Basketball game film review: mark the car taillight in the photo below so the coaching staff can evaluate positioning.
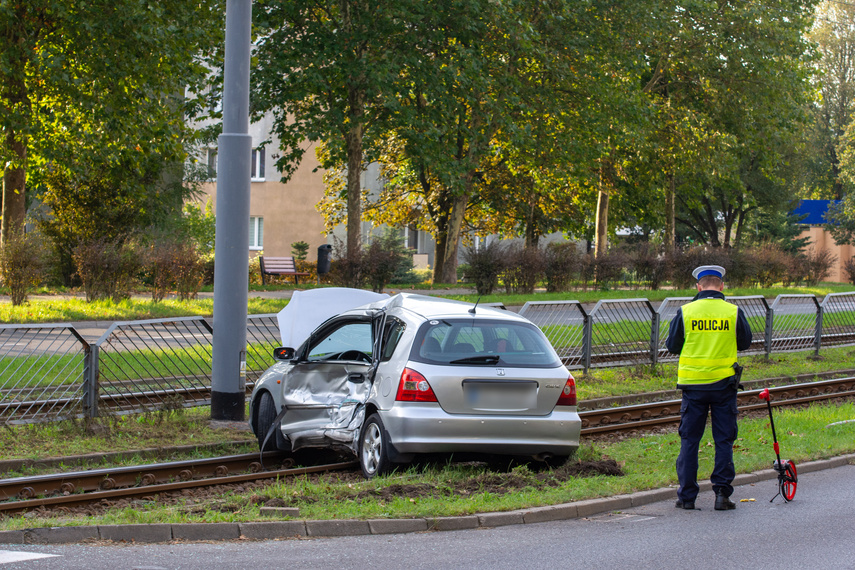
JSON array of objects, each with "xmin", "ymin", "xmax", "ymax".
[
  {"xmin": 395, "ymin": 368, "xmax": 438, "ymax": 402},
  {"xmin": 555, "ymin": 375, "xmax": 577, "ymax": 406}
]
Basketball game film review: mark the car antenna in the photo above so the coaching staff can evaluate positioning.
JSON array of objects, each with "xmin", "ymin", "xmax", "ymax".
[{"xmin": 469, "ymin": 296, "xmax": 482, "ymax": 314}]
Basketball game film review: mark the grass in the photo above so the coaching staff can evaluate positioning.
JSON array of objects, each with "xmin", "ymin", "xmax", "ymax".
[
  {"xmin": 0, "ymin": 298, "xmax": 288, "ymax": 324},
  {"xmin": 2, "ymin": 401, "xmax": 853, "ymax": 529},
  {"xmin": 0, "ymin": 407, "xmax": 252, "ymax": 465}
]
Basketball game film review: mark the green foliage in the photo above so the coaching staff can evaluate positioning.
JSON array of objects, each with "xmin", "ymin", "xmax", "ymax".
[
  {"xmin": 72, "ymin": 239, "xmax": 142, "ymax": 303},
  {"xmin": 1, "ymin": 0, "xmax": 224, "ymax": 240},
  {"xmin": 143, "ymin": 238, "xmax": 206, "ymax": 302},
  {"xmin": 0, "ymin": 228, "xmax": 46, "ymax": 305},
  {"xmin": 290, "ymin": 241, "xmax": 310, "ymax": 262},
  {"xmin": 463, "ymin": 242, "xmax": 505, "ymax": 296},
  {"xmin": 35, "ymin": 159, "xmax": 197, "ymax": 286},
  {"xmin": 180, "ymin": 201, "xmax": 216, "ymax": 256}
]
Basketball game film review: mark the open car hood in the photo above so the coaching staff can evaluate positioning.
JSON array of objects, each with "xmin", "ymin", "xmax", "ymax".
[{"xmin": 277, "ymin": 288, "xmax": 389, "ymax": 348}]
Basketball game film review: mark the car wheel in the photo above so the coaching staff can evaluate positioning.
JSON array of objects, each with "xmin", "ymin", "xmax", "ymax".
[
  {"xmin": 255, "ymin": 392, "xmax": 281, "ymax": 452},
  {"xmin": 359, "ymin": 413, "xmax": 392, "ymax": 478}
]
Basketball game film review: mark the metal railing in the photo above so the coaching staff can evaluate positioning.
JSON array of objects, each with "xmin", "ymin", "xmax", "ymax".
[{"xmin": 2, "ymin": 292, "xmax": 855, "ymax": 424}]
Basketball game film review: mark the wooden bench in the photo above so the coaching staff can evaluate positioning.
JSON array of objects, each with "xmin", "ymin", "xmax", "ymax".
[{"xmin": 259, "ymin": 256, "xmax": 311, "ymax": 285}]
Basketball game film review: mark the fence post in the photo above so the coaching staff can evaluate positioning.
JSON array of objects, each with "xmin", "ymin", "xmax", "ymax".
[
  {"xmin": 82, "ymin": 344, "xmax": 99, "ymax": 418},
  {"xmin": 650, "ymin": 306, "xmax": 660, "ymax": 368},
  {"xmin": 582, "ymin": 313, "xmax": 592, "ymax": 374},
  {"xmin": 814, "ymin": 304, "xmax": 823, "ymax": 357},
  {"xmin": 764, "ymin": 306, "xmax": 774, "ymax": 360}
]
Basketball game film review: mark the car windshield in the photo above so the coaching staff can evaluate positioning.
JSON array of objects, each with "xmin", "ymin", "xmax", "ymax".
[{"xmin": 410, "ymin": 318, "xmax": 561, "ymax": 368}]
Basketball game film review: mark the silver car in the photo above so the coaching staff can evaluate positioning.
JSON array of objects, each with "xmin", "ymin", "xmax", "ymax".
[{"xmin": 249, "ymin": 292, "xmax": 581, "ymax": 478}]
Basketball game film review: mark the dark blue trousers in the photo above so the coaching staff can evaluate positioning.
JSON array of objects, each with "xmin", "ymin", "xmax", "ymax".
[{"xmin": 676, "ymin": 385, "xmax": 738, "ymax": 502}]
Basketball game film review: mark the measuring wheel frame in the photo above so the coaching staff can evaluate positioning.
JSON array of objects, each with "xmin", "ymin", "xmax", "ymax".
[{"xmin": 758, "ymin": 388, "xmax": 798, "ymax": 503}]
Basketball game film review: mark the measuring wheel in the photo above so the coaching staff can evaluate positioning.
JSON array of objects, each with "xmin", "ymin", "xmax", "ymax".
[{"xmin": 774, "ymin": 459, "xmax": 798, "ymax": 502}]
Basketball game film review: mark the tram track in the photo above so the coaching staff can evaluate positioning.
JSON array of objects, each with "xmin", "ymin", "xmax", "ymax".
[{"xmin": 1, "ymin": 376, "xmax": 853, "ymax": 515}]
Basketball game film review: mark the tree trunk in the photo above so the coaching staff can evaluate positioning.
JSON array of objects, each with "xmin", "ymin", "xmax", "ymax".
[
  {"xmin": 664, "ymin": 171, "xmax": 675, "ymax": 253},
  {"xmin": 594, "ymin": 189, "xmax": 609, "ymax": 258},
  {"xmin": 342, "ymin": 0, "xmax": 365, "ymax": 256},
  {"xmin": 438, "ymin": 192, "xmax": 468, "ymax": 284},
  {"xmin": 1, "ymin": 130, "xmax": 27, "ymax": 246},
  {"xmin": 344, "ymin": 120, "xmax": 363, "ymax": 256}
]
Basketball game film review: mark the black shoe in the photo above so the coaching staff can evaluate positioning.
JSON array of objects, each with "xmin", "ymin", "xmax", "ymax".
[
  {"xmin": 714, "ymin": 492, "xmax": 736, "ymax": 510},
  {"xmin": 675, "ymin": 499, "xmax": 695, "ymax": 510}
]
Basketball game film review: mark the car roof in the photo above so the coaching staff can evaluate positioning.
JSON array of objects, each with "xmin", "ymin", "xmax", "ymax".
[{"xmin": 349, "ymin": 292, "xmax": 529, "ymax": 323}]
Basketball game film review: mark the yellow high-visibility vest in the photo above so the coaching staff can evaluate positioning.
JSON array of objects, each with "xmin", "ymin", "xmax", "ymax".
[{"xmin": 678, "ymin": 298, "xmax": 738, "ymax": 385}]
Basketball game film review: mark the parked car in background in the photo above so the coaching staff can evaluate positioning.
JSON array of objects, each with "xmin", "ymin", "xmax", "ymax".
[{"xmin": 250, "ymin": 292, "xmax": 581, "ymax": 478}]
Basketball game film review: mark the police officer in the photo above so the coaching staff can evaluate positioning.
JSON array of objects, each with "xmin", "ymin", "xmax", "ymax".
[{"xmin": 665, "ymin": 265, "xmax": 752, "ymax": 510}]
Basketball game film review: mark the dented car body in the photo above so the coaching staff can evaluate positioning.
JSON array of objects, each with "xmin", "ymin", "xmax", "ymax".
[{"xmin": 249, "ymin": 292, "xmax": 581, "ymax": 478}]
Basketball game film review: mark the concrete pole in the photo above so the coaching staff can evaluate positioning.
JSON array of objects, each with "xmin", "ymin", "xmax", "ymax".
[{"xmin": 211, "ymin": 0, "xmax": 252, "ymax": 421}]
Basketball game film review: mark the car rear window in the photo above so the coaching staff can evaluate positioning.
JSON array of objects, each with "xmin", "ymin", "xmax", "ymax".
[{"xmin": 410, "ymin": 318, "xmax": 561, "ymax": 368}]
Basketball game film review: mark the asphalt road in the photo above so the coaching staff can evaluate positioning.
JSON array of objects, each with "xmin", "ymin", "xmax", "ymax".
[{"xmin": 1, "ymin": 463, "xmax": 852, "ymax": 570}]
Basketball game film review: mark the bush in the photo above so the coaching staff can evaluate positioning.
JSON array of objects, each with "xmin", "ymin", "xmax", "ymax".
[
  {"xmin": 172, "ymin": 243, "xmax": 205, "ymax": 301},
  {"xmin": 291, "ymin": 241, "xmax": 310, "ymax": 261},
  {"xmin": 248, "ymin": 254, "xmax": 263, "ymax": 286},
  {"xmin": 328, "ymin": 238, "xmax": 365, "ymax": 289},
  {"xmin": 501, "ymin": 244, "xmax": 545, "ymax": 294},
  {"xmin": 751, "ymin": 244, "xmax": 790, "ymax": 288},
  {"xmin": 145, "ymin": 241, "xmax": 176, "ymax": 302},
  {"xmin": 363, "ymin": 233, "xmax": 412, "ymax": 293},
  {"xmin": 843, "ymin": 256, "xmax": 855, "ymax": 285},
  {"xmin": 73, "ymin": 239, "xmax": 141, "ymax": 302},
  {"xmin": 463, "ymin": 241, "xmax": 505, "ymax": 296},
  {"xmin": 544, "ymin": 242, "xmax": 580, "ymax": 293},
  {"xmin": 593, "ymin": 250, "xmax": 627, "ymax": 290},
  {"xmin": 0, "ymin": 230, "xmax": 46, "ymax": 305},
  {"xmin": 802, "ymin": 247, "xmax": 837, "ymax": 285},
  {"xmin": 667, "ymin": 246, "xmax": 732, "ymax": 289},
  {"xmin": 627, "ymin": 243, "xmax": 667, "ymax": 290}
]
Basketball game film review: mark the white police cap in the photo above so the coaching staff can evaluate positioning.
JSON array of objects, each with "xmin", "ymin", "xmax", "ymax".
[{"xmin": 692, "ymin": 265, "xmax": 725, "ymax": 280}]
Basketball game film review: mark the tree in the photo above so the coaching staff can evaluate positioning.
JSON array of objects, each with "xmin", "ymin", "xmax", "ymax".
[
  {"xmin": 640, "ymin": 0, "xmax": 819, "ymax": 250},
  {"xmin": 252, "ymin": 0, "xmax": 421, "ymax": 257},
  {"xmin": 353, "ymin": 0, "xmax": 649, "ymax": 282},
  {"xmin": 0, "ymin": 0, "xmax": 222, "ymax": 246},
  {"xmin": 801, "ymin": 0, "xmax": 855, "ymax": 200}
]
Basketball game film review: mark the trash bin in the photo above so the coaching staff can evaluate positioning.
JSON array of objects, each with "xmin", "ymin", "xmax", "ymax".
[{"xmin": 317, "ymin": 244, "xmax": 333, "ymax": 276}]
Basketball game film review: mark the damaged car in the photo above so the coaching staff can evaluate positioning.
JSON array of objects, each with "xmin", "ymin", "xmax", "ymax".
[{"xmin": 249, "ymin": 291, "xmax": 581, "ymax": 478}]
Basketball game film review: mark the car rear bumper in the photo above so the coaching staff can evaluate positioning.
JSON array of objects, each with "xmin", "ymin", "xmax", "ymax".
[{"xmin": 381, "ymin": 403, "xmax": 581, "ymax": 456}]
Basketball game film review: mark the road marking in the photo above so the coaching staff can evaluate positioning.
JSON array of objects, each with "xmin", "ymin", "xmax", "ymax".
[
  {"xmin": 0, "ymin": 550, "xmax": 60, "ymax": 564},
  {"xmin": 587, "ymin": 513, "xmax": 656, "ymax": 523}
]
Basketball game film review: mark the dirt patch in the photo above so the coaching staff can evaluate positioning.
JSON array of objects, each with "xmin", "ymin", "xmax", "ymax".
[{"xmin": 353, "ymin": 457, "xmax": 624, "ymax": 501}]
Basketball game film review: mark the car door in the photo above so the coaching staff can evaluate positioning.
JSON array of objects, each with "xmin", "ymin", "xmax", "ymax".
[{"xmin": 280, "ymin": 316, "xmax": 374, "ymax": 437}]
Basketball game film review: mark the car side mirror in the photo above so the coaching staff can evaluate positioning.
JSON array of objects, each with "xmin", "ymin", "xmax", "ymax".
[
  {"xmin": 273, "ymin": 346, "xmax": 295, "ymax": 361},
  {"xmin": 347, "ymin": 372, "xmax": 366, "ymax": 384}
]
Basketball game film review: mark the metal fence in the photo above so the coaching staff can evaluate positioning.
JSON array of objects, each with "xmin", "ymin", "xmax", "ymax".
[{"xmin": 2, "ymin": 291, "xmax": 855, "ymax": 424}]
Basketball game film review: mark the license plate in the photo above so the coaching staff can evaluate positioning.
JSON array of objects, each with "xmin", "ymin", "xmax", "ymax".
[{"xmin": 464, "ymin": 380, "xmax": 537, "ymax": 410}]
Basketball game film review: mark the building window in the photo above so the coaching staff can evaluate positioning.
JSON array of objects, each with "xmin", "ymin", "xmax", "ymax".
[
  {"xmin": 207, "ymin": 148, "xmax": 264, "ymax": 181},
  {"xmin": 251, "ymin": 148, "xmax": 265, "ymax": 181},
  {"xmin": 249, "ymin": 216, "xmax": 264, "ymax": 250},
  {"xmin": 207, "ymin": 148, "xmax": 217, "ymax": 179}
]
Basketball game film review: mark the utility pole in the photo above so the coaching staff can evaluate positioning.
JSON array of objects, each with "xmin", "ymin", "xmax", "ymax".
[{"xmin": 211, "ymin": 0, "xmax": 252, "ymax": 421}]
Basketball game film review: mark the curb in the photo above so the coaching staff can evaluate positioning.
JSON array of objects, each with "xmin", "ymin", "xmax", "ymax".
[{"xmin": 1, "ymin": 453, "xmax": 851, "ymax": 546}]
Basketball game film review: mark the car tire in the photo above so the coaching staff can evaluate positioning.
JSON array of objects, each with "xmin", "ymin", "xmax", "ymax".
[
  {"xmin": 359, "ymin": 413, "xmax": 392, "ymax": 478},
  {"xmin": 255, "ymin": 391, "xmax": 283, "ymax": 452}
]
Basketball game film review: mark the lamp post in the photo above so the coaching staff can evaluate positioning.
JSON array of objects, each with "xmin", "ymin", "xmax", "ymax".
[{"xmin": 211, "ymin": 0, "xmax": 252, "ymax": 421}]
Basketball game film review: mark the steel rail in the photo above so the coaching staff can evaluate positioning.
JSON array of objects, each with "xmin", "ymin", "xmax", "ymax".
[
  {"xmin": 0, "ymin": 452, "xmax": 286, "ymax": 501},
  {"xmin": 0, "ymin": 460, "xmax": 357, "ymax": 515},
  {"xmin": 580, "ymin": 376, "xmax": 855, "ymax": 435}
]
